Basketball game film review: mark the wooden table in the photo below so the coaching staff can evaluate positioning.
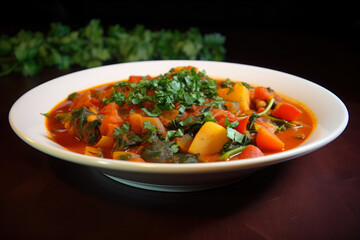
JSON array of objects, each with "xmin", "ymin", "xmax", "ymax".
[{"xmin": 1, "ymin": 24, "xmax": 359, "ymax": 239}]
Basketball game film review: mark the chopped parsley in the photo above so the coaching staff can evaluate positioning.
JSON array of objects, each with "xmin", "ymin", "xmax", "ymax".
[
  {"xmin": 108, "ymin": 67, "xmax": 220, "ymax": 117},
  {"xmin": 113, "ymin": 122, "xmax": 130, "ymax": 136}
]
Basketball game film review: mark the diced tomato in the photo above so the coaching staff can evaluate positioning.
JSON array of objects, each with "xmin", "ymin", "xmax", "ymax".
[
  {"xmin": 211, "ymin": 108, "xmax": 249, "ymax": 134},
  {"xmin": 128, "ymin": 75, "xmax": 142, "ymax": 83},
  {"xmin": 253, "ymin": 87, "xmax": 273, "ymax": 101},
  {"xmin": 100, "ymin": 109, "xmax": 124, "ymax": 137},
  {"xmin": 235, "ymin": 145, "xmax": 264, "ymax": 160},
  {"xmin": 211, "ymin": 109, "xmax": 236, "ymax": 124},
  {"xmin": 211, "ymin": 108, "xmax": 241, "ymax": 128},
  {"xmin": 234, "ymin": 116, "xmax": 249, "ymax": 134}
]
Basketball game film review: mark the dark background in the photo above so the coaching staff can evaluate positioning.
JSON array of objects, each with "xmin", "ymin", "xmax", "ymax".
[
  {"xmin": 1, "ymin": 2, "xmax": 359, "ymax": 240},
  {"xmin": 1, "ymin": 1, "xmax": 359, "ymax": 100},
  {"xmin": 1, "ymin": 1, "xmax": 358, "ymax": 33}
]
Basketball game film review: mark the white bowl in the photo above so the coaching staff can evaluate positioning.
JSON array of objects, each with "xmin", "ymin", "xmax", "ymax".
[{"xmin": 9, "ymin": 60, "xmax": 348, "ymax": 192}]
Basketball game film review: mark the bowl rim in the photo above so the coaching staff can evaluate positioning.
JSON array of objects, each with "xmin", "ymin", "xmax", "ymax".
[{"xmin": 8, "ymin": 60, "xmax": 349, "ymax": 174}]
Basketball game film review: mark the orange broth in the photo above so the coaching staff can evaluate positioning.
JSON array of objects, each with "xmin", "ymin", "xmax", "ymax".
[{"xmin": 45, "ymin": 72, "xmax": 316, "ymax": 163}]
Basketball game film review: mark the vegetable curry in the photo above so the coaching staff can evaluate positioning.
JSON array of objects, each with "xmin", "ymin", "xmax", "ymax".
[{"xmin": 45, "ymin": 66, "xmax": 316, "ymax": 163}]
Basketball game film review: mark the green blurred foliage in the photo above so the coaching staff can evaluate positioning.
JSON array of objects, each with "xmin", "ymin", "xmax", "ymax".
[{"xmin": 0, "ymin": 19, "xmax": 226, "ymax": 77}]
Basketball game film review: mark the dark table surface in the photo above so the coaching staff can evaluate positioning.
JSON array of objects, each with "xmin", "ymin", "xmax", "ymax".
[{"xmin": 1, "ymin": 6, "xmax": 360, "ymax": 240}]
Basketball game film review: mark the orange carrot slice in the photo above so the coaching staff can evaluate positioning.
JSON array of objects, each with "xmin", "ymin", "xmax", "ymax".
[
  {"xmin": 128, "ymin": 113, "xmax": 143, "ymax": 134},
  {"xmin": 256, "ymin": 127, "xmax": 285, "ymax": 151},
  {"xmin": 100, "ymin": 109, "xmax": 123, "ymax": 137}
]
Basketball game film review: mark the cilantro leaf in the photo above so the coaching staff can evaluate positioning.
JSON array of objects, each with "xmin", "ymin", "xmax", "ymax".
[
  {"xmin": 143, "ymin": 120, "xmax": 153, "ymax": 130},
  {"xmin": 40, "ymin": 112, "xmax": 50, "ymax": 117},
  {"xmin": 224, "ymin": 117, "xmax": 239, "ymax": 128},
  {"xmin": 113, "ymin": 122, "xmax": 130, "ymax": 136},
  {"xmin": 226, "ymin": 127, "xmax": 244, "ymax": 143},
  {"xmin": 141, "ymin": 106, "xmax": 163, "ymax": 117},
  {"xmin": 165, "ymin": 129, "xmax": 184, "ymax": 141},
  {"xmin": 141, "ymin": 135, "xmax": 197, "ymax": 163},
  {"xmin": 67, "ymin": 92, "xmax": 78, "ymax": 101},
  {"xmin": 70, "ymin": 106, "xmax": 101, "ymax": 144},
  {"xmin": 112, "ymin": 92, "xmax": 125, "ymax": 105}
]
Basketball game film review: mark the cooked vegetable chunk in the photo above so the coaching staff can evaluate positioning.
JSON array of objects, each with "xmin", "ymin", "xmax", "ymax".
[
  {"xmin": 188, "ymin": 121, "xmax": 229, "ymax": 155},
  {"xmin": 272, "ymin": 102, "xmax": 302, "ymax": 121},
  {"xmin": 142, "ymin": 117, "xmax": 166, "ymax": 134},
  {"xmin": 100, "ymin": 109, "xmax": 124, "ymax": 137},
  {"xmin": 253, "ymin": 86, "xmax": 273, "ymax": 101},
  {"xmin": 217, "ymin": 83, "xmax": 250, "ymax": 112},
  {"xmin": 256, "ymin": 127, "xmax": 285, "ymax": 151},
  {"xmin": 234, "ymin": 145, "xmax": 264, "ymax": 160},
  {"xmin": 95, "ymin": 136, "xmax": 114, "ymax": 148}
]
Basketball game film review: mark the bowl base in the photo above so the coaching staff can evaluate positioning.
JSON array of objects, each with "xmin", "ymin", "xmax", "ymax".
[{"xmin": 102, "ymin": 173, "xmax": 247, "ymax": 192}]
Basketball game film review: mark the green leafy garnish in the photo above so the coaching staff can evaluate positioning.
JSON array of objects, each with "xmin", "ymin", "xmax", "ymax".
[
  {"xmin": 70, "ymin": 106, "xmax": 101, "ymax": 144},
  {"xmin": 167, "ymin": 109, "xmax": 216, "ymax": 138},
  {"xmin": 113, "ymin": 122, "xmax": 130, "ymax": 136},
  {"xmin": 220, "ymin": 78, "xmax": 234, "ymax": 94},
  {"xmin": 226, "ymin": 127, "xmax": 245, "ymax": 143},
  {"xmin": 219, "ymin": 145, "xmax": 247, "ymax": 161},
  {"xmin": 224, "ymin": 117, "xmax": 239, "ymax": 128},
  {"xmin": 241, "ymin": 82, "xmax": 253, "ymax": 89},
  {"xmin": 265, "ymin": 115, "xmax": 301, "ymax": 132},
  {"xmin": 40, "ymin": 112, "xmax": 50, "ymax": 117},
  {"xmin": 165, "ymin": 129, "xmax": 184, "ymax": 141},
  {"xmin": 67, "ymin": 92, "xmax": 78, "ymax": 101},
  {"xmin": 153, "ymin": 68, "xmax": 218, "ymax": 110},
  {"xmin": 141, "ymin": 135, "xmax": 198, "ymax": 163},
  {"xmin": 55, "ymin": 112, "xmax": 71, "ymax": 122},
  {"xmin": 141, "ymin": 107, "xmax": 163, "ymax": 117},
  {"xmin": 220, "ymin": 133, "xmax": 252, "ymax": 160},
  {"xmin": 248, "ymin": 98, "xmax": 275, "ymax": 132},
  {"xmin": 143, "ymin": 120, "xmax": 154, "ymax": 131},
  {"xmin": 108, "ymin": 67, "xmax": 221, "ymax": 120}
]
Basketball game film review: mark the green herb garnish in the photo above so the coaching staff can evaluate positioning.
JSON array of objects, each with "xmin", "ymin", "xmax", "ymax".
[
  {"xmin": 40, "ymin": 112, "xmax": 50, "ymax": 117},
  {"xmin": 113, "ymin": 122, "xmax": 130, "ymax": 136}
]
